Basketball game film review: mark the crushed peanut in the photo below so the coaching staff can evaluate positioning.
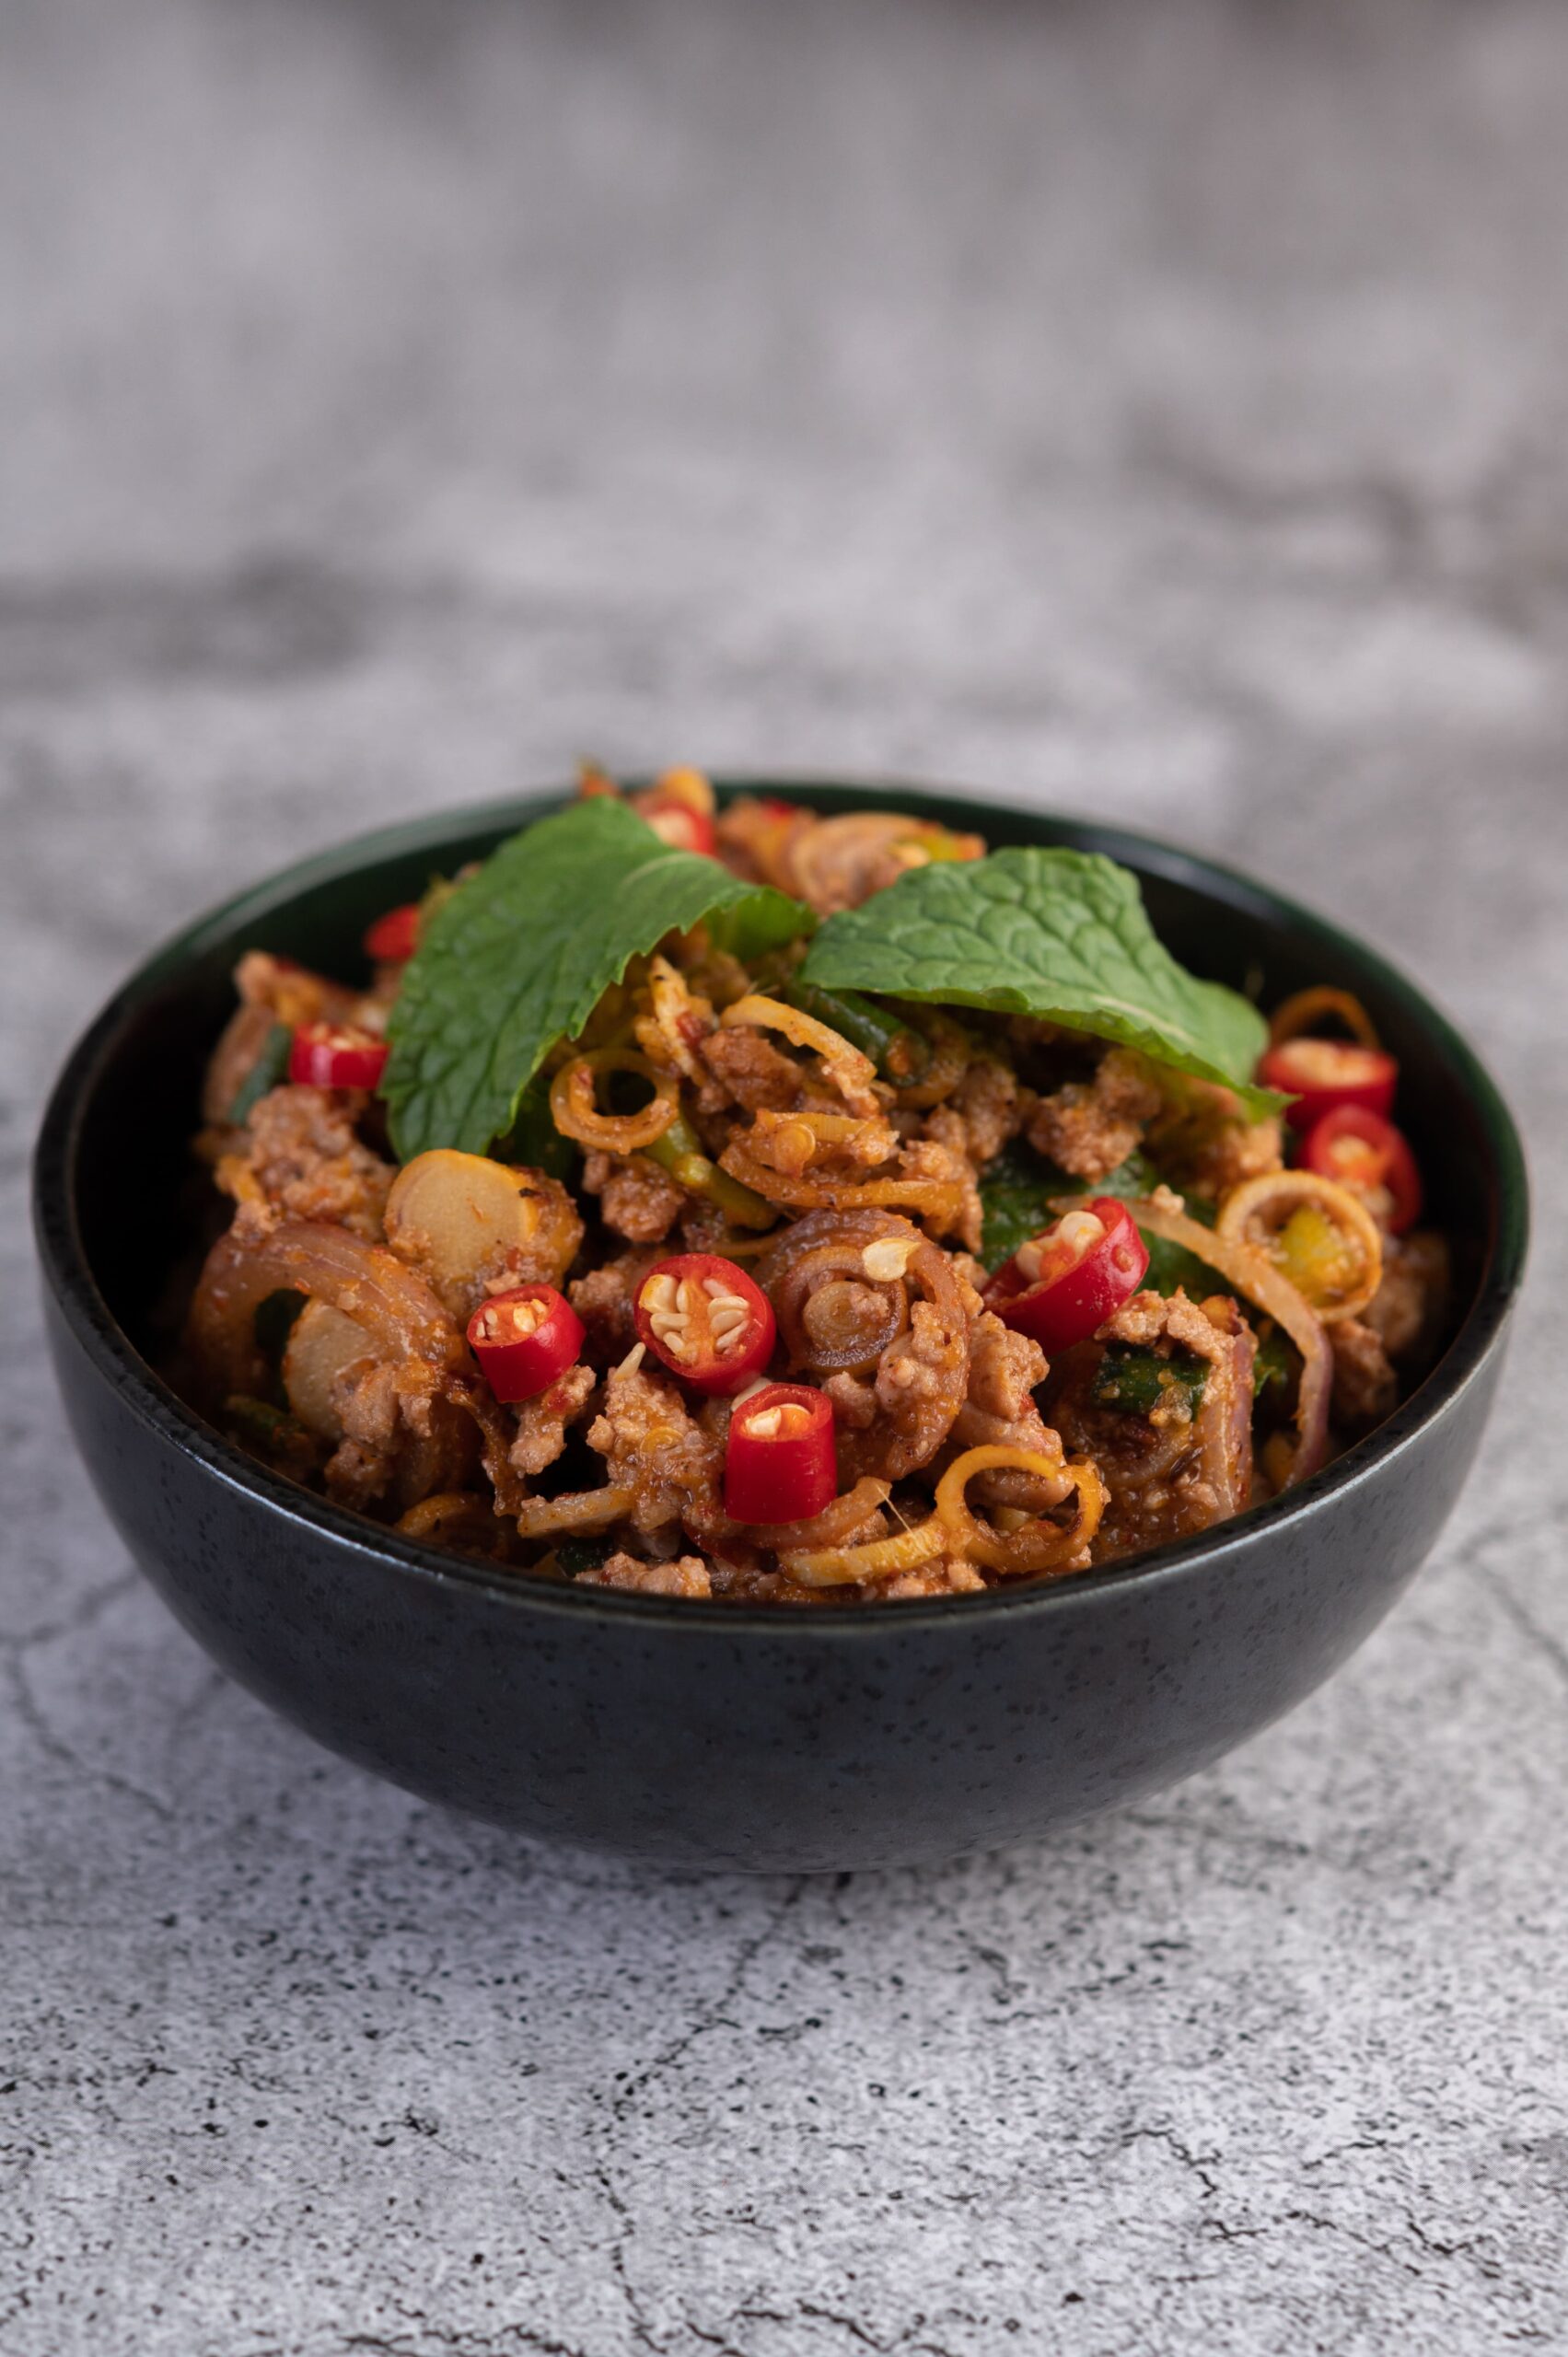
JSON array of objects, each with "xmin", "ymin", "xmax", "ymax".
[
  {"xmin": 862, "ymin": 1235, "xmax": 919, "ymax": 1283},
  {"xmin": 480, "ymin": 1295, "xmax": 545, "ymax": 1341}
]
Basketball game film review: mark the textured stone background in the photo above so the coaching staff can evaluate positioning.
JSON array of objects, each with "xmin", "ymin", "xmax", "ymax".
[{"xmin": 4, "ymin": 1, "xmax": 1566, "ymax": 2351}]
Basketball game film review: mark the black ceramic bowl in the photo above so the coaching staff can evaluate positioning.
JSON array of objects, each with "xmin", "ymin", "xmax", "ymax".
[{"xmin": 34, "ymin": 783, "xmax": 1527, "ymax": 1871}]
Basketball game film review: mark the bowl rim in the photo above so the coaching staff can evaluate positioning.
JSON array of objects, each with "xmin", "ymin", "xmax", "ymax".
[{"xmin": 34, "ymin": 775, "xmax": 1530, "ymax": 1634}]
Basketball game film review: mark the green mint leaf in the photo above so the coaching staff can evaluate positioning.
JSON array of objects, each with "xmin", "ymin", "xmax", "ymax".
[
  {"xmin": 383, "ymin": 799, "xmax": 814, "ymax": 1159},
  {"xmin": 802, "ymin": 846, "xmax": 1283, "ymax": 1120}
]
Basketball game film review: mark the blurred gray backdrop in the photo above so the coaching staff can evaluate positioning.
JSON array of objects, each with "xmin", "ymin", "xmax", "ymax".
[{"xmin": 3, "ymin": 3, "xmax": 1565, "ymax": 2352}]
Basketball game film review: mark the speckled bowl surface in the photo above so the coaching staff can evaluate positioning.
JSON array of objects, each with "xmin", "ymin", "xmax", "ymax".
[{"xmin": 33, "ymin": 783, "xmax": 1528, "ymax": 1871}]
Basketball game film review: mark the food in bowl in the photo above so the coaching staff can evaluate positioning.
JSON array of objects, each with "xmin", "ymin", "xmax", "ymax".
[{"xmin": 177, "ymin": 769, "xmax": 1451, "ymax": 1604}]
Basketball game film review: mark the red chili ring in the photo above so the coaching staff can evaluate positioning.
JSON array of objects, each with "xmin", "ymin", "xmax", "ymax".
[
  {"xmin": 725, "ymin": 1383, "xmax": 837, "ymax": 1523},
  {"xmin": 982, "ymin": 1197, "xmax": 1150, "ymax": 1353},
  {"xmin": 641, "ymin": 800, "xmax": 716, "ymax": 857},
  {"xmin": 1258, "ymin": 1036, "xmax": 1398, "ymax": 1131},
  {"xmin": 287, "ymin": 1022, "xmax": 389, "ymax": 1092},
  {"xmin": 467, "ymin": 1284, "xmax": 585, "ymax": 1405},
  {"xmin": 633, "ymin": 1252, "xmax": 776, "ymax": 1396},
  {"xmin": 1299, "ymin": 1105, "xmax": 1423, "ymax": 1235}
]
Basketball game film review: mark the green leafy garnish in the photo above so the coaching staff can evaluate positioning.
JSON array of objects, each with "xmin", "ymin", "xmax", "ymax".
[
  {"xmin": 978, "ymin": 1141, "xmax": 1074, "ymax": 1271},
  {"xmin": 781, "ymin": 980, "xmax": 929, "ymax": 1084},
  {"xmin": 383, "ymin": 799, "xmax": 815, "ymax": 1160},
  {"xmin": 227, "ymin": 1021, "xmax": 293, "ymax": 1124},
  {"xmin": 802, "ymin": 846, "xmax": 1282, "ymax": 1119},
  {"xmin": 1136, "ymin": 1230, "xmax": 1222, "ymax": 1299},
  {"xmin": 1066, "ymin": 1149, "xmax": 1163, "ymax": 1207},
  {"xmin": 556, "ymin": 1538, "xmax": 612, "ymax": 1578},
  {"xmin": 1251, "ymin": 1323, "xmax": 1295, "ymax": 1409},
  {"xmin": 1090, "ymin": 1343, "xmax": 1208, "ymax": 1417},
  {"xmin": 223, "ymin": 1394, "xmax": 317, "ymax": 1475}
]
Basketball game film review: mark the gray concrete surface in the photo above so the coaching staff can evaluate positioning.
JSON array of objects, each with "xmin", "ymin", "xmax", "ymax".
[{"xmin": 4, "ymin": 1, "xmax": 1567, "ymax": 2349}]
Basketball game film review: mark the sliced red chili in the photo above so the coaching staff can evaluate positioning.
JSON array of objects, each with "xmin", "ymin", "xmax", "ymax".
[
  {"xmin": 725, "ymin": 1382, "xmax": 836, "ymax": 1523},
  {"xmin": 633, "ymin": 770, "xmax": 718, "ymax": 858},
  {"xmin": 363, "ymin": 902, "xmax": 421, "ymax": 963},
  {"xmin": 641, "ymin": 800, "xmax": 716, "ymax": 857},
  {"xmin": 1257, "ymin": 1036, "xmax": 1398, "ymax": 1131},
  {"xmin": 1300, "ymin": 1106, "xmax": 1423, "ymax": 1235},
  {"xmin": 983, "ymin": 1197, "xmax": 1150, "ymax": 1353},
  {"xmin": 288, "ymin": 1022, "xmax": 389, "ymax": 1091},
  {"xmin": 467, "ymin": 1284, "xmax": 585, "ymax": 1404},
  {"xmin": 634, "ymin": 1252, "xmax": 777, "ymax": 1395}
]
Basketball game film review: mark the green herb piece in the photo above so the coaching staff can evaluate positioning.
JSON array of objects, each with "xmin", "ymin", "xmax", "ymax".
[
  {"xmin": 801, "ymin": 846, "xmax": 1283, "ymax": 1119},
  {"xmin": 556, "ymin": 1538, "xmax": 611, "ymax": 1578},
  {"xmin": 223, "ymin": 1393, "xmax": 317, "ymax": 1474},
  {"xmin": 1137, "ymin": 1231, "xmax": 1223, "ymax": 1298},
  {"xmin": 978, "ymin": 1141, "xmax": 1071, "ymax": 1271},
  {"xmin": 227, "ymin": 1021, "xmax": 293, "ymax": 1124},
  {"xmin": 1251, "ymin": 1323, "xmax": 1295, "ymax": 1408},
  {"xmin": 780, "ymin": 981, "xmax": 929, "ymax": 1083},
  {"xmin": 645, "ymin": 1110, "xmax": 777, "ymax": 1230},
  {"xmin": 493, "ymin": 1078, "xmax": 578, "ymax": 1181},
  {"xmin": 1090, "ymin": 1343, "xmax": 1209, "ymax": 1417},
  {"xmin": 384, "ymin": 799, "xmax": 815, "ymax": 1160},
  {"xmin": 1069, "ymin": 1150, "xmax": 1163, "ymax": 1205}
]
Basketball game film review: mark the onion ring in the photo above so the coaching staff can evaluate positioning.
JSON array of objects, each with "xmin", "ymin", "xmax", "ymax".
[
  {"xmin": 189, "ymin": 1218, "xmax": 468, "ymax": 1402},
  {"xmin": 1267, "ymin": 987, "xmax": 1381, "ymax": 1050},
  {"xmin": 718, "ymin": 993, "xmax": 882, "ymax": 1118},
  {"xmin": 779, "ymin": 1514, "xmax": 947, "ymax": 1588},
  {"xmin": 934, "ymin": 1446, "xmax": 1105, "ymax": 1576},
  {"xmin": 758, "ymin": 1208, "xmax": 916, "ymax": 1376},
  {"xmin": 549, "ymin": 1050, "xmax": 679, "ymax": 1154},
  {"xmin": 740, "ymin": 1108, "xmax": 898, "ymax": 1178},
  {"xmin": 749, "ymin": 1476, "xmax": 892, "ymax": 1552},
  {"xmin": 718, "ymin": 1139, "xmax": 967, "ymax": 1228},
  {"xmin": 1215, "ymin": 1170, "xmax": 1383, "ymax": 1324}
]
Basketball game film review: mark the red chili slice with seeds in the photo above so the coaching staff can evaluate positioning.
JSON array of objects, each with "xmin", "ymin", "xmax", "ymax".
[
  {"xmin": 633, "ymin": 1252, "xmax": 777, "ymax": 1395},
  {"xmin": 634, "ymin": 769, "xmax": 718, "ymax": 857},
  {"xmin": 1257, "ymin": 1036, "xmax": 1398, "ymax": 1131},
  {"xmin": 725, "ymin": 1382, "xmax": 837, "ymax": 1523},
  {"xmin": 982, "ymin": 1197, "xmax": 1150, "ymax": 1353},
  {"xmin": 287, "ymin": 1022, "xmax": 389, "ymax": 1091},
  {"xmin": 642, "ymin": 801, "xmax": 716, "ymax": 856},
  {"xmin": 467, "ymin": 1284, "xmax": 585, "ymax": 1404}
]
